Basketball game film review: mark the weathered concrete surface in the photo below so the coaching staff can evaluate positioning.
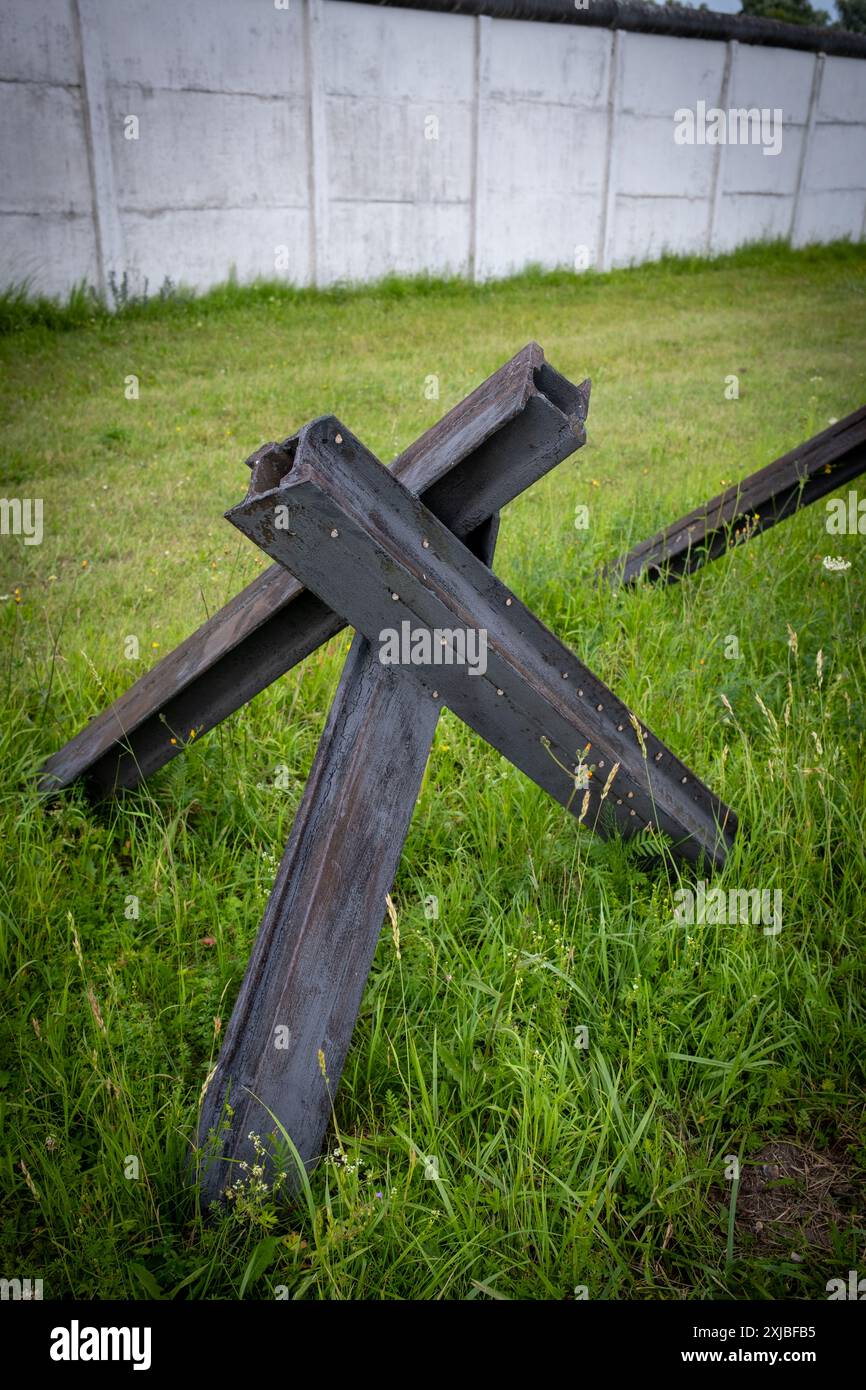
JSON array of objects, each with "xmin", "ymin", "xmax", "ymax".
[{"xmin": 0, "ymin": 0, "xmax": 863, "ymax": 297}]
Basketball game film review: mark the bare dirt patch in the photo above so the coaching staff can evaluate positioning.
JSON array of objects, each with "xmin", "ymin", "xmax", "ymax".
[{"xmin": 735, "ymin": 1140, "xmax": 859, "ymax": 1255}]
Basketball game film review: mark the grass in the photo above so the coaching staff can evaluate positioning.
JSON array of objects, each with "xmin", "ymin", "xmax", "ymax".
[{"xmin": 1, "ymin": 240, "xmax": 864, "ymax": 1301}]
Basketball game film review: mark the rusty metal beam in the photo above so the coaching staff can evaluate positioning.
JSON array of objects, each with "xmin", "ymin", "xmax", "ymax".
[
  {"xmin": 39, "ymin": 345, "xmax": 588, "ymax": 797},
  {"xmin": 603, "ymin": 405, "xmax": 866, "ymax": 588},
  {"xmin": 227, "ymin": 418, "xmax": 737, "ymax": 870}
]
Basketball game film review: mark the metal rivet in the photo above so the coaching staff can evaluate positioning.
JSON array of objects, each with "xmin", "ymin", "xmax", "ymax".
[
  {"xmin": 496, "ymin": 688, "xmax": 504, "ymax": 696},
  {"xmin": 578, "ymin": 688, "xmax": 584, "ymax": 696},
  {"xmin": 335, "ymin": 433, "xmax": 343, "ymax": 444},
  {"xmin": 617, "ymin": 724, "xmax": 624, "ymax": 731},
  {"xmin": 596, "ymin": 704, "xmax": 603, "ymax": 712},
  {"xmin": 422, "ymin": 538, "xmax": 430, "ymax": 549},
  {"xmin": 629, "ymin": 809, "xmax": 636, "ymax": 816},
  {"xmin": 330, "ymin": 528, "xmax": 339, "ymax": 538},
  {"xmin": 562, "ymin": 672, "xmax": 568, "ymax": 679},
  {"xmin": 627, "ymin": 791, "xmax": 634, "ymax": 799},
  {"xmin": 598, "ymin": 760, "xmax": 605, "ymax": 769},
  {"xmin": 616, "ymin": 798, "xmax": 622, "ymax": 805},
  {"xmin": 432, "ymin": 691, "xmax": 438, "ymax": 698},
  {"xmin": 681, "ymin": 776, "xmax": 687, "ymax": 784},
  {"xmin": 505, "ymin": 597, "xmax": 512, "ymax": 606},
  {"xmin": 655, "ymin": 752, "xmax": 663, "ymax": 762},
  {"xmin": 392, "ymin": 593, "xmax": 399, "ymax": 601}
]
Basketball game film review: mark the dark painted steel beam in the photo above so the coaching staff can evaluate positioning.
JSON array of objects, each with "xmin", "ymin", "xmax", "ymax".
[
  {"xmin": 39, "ymin": 345, "xmax": 588, "ymax": 797},
  {"xmin": 196, "ymin": 521, "xmax": 499, "ymax": 1205},
  {"xmin": 227, "ymin": 418, "xmax": 737, "ymax": 869},
  {"xmin": 603, "ymin": 405, "xmax": 866, "ymax": 588}
]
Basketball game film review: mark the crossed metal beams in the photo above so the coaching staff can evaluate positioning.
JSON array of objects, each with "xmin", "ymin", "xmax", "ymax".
[
  {"xmin": 39, "ymin": 348, "xmax": 743, "ymax": 1202},
  {"xmin": 194, "ymin": 413, "xmax": 736, "ymax": 1199},
  {"xmin": 39, "ymin": 344, "xmax": 586, "ymax": 796}
]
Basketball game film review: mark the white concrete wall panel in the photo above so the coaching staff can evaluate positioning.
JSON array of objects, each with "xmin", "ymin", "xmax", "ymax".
[
  {"xmin": 0, "ymin": 0, "xmax": 79, "ymax": 84},
  {"xmin": 322, "ymin": 3, "xmax": 475, "ymax": 280},
  {"xmin": 121, "ymin": 206, "xmax": 312, "ymax": 292},
  {"xmin": 611, "ymin": 193, "xmax": 710, "ymax": 265},
  {"xmin": 328, "ymin": 199, "xmax": 471, "ymax": 279},
  {"xmin": 327, "ymin": 96, "xmax": 472, "ymax": 204},
  {"xmin": 808, "ymin": 121, "xmax": 866, "ymax": 192},
  {"xmin": 818, "ymin": 56, "xmax": 866, "ymax": 124},
  {"xmin": 480, "ymin": 19, "xmax": 611, "ymax": 277},
  {"xmin": 0, "ymin": 79, "xmax": 98, "ymax": 294},
  {"xmin": 108, "ymin": 88, "xmax": 310, "ymax": 213},
  {"xmin": 721, "ymin": 133, "xmax": 804, "ymax": 197},
  {"xmin": 0, "ymin": 82, "xmax": 92, "ymax": 213},
  {"xmin": 486, "ymin": 17, "xmax": 610, "ymax": 107},
  {"xmin": 480, "ymin": 98, "xmax": 608, "ymax": 262},
  {"xmin": 483, "ymin": 188, "xmax": 605, "ymax": 277},
  {"xmin": 0, "ymin": 209, "xmax": 99, "ymax": 297},
  {"xmin": 620, "ymin": 33, "xmax": 728, "ymax": 117},
  {"xmin": 87, "ymin": 0, "xmax": 307, "ymax": 97},
  {"xmin": 729, "ymin": 44, "xmax": 816, "ymax": 125},
  {"xmin": 617, "ymin": 113, "xmax": 717, "ymax": 200},
  {"xmin": 795, "ymin": 189, "xmax": 866, "ymax": 243},
  {"xmin": 712, "ymin": 192, "xmax": 796, "ymax": 253},
  {"xmin": 325, "ymin": 2, "xmax": 475, "ymax": 100}
]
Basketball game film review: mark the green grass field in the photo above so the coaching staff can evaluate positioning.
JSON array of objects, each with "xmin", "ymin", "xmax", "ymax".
[{"xmin": 1, "ymin": 242, "xmax": 864, "ymax": 1300}]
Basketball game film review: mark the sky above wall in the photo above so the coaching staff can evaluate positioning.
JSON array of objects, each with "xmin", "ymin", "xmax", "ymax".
[{"xmin": 646, "ymin": 0, "xmax": 841, "ymax": 17}]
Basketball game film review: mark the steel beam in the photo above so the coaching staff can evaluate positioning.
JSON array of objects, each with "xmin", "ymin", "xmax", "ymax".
[
  {"xmin": 603, "ymin": 404, "xmax": 866, "ymax": 588},
  {"xmin": 196, "ymin": 520, "xmax": 499, "ymax": 1204},
  {"xmin": 39, "ymin": 345, "xmax": 589, "ymax": 796},
  {"xmin": 227, "ymin": 418, "xmax": 737, "ymax": 869}
]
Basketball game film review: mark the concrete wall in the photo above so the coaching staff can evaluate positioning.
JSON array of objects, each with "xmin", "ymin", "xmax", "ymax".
[{"xmin": 0, "ymin": 0, "xmax": 864, "ymax": 299}]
